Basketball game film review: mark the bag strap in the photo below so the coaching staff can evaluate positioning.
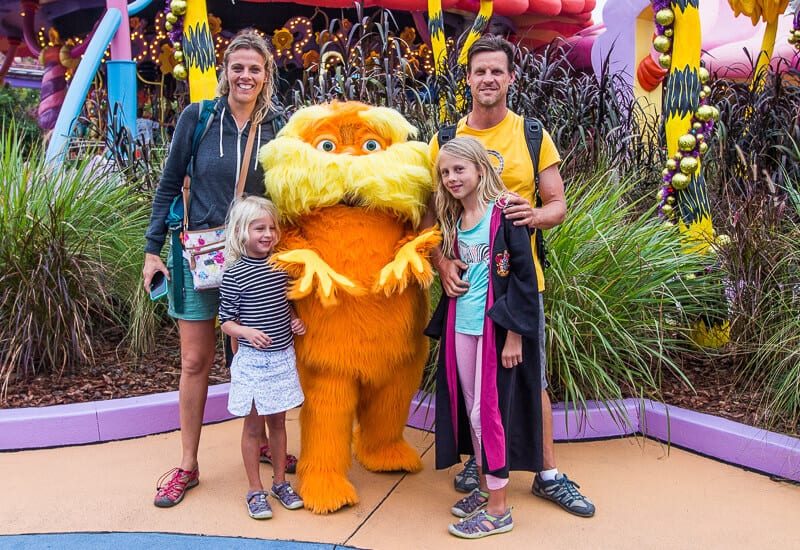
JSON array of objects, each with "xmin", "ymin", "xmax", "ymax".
[
  {"xmin": 181, "ymin": 114, "xmax": 257, "ymax": 233},
  {"xmin": 236, "ymin": 122, "xmax": 257, "ymax": 198}
]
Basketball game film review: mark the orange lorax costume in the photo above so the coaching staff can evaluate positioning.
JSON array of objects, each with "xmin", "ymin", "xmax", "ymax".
[{"xmin": 258, "ymin": 101, "xmax": 440, "ymax": 514}]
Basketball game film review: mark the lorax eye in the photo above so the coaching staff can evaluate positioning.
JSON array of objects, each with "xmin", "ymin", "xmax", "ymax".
[
  {"xmin": 362, "ymin": 139, "xmax": 382, "ymax": 152},
  {"xmin": 317, "ymin": 140, "xmax": 336, "ymax": 152}
]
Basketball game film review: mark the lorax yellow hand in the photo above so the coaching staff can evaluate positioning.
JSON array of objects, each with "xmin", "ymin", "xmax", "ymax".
[
  {"xmin": 374, "ymin": 228, "xmax": 442, "ymax": 295},
  {"xmin": 271, "ymin": 249, "xmax": 364, "ymax": 305}
]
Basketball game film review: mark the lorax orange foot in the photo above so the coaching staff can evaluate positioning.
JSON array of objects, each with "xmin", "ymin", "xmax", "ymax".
[{"xmin": 259, "ymin": 101, "xmax": 440, "ymax": 514}]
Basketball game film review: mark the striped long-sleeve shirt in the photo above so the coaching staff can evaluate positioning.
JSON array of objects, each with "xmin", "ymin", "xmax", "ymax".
[{"xmin": 218, "ymin": 256, "xmax": 293, "ymax": 352}]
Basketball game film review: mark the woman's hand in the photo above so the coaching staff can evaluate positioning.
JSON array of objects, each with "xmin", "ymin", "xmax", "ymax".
[
  {"xmin": 501, "ymin": 331, "xmax": 523, "ymax": 369},
  {"xmin": 143, "ymin": 252, "xmax": 169, "ymax": 291}
]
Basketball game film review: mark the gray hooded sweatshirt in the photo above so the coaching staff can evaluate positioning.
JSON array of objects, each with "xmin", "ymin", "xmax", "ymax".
[{"xmin": 144, "ymin": 95, "xmax": 282, "ymax": 255}]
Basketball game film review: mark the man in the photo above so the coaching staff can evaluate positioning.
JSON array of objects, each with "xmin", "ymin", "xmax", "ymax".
[
  {"xmin": 425, "ymin": 34, "xmax": 595, "ymax": 518},
  {"xmin": 136, "ymin": 107, "xmax": 159, "ymax": 146}
]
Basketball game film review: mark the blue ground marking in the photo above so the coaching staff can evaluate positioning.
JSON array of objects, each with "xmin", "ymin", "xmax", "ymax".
[{"xmin": 0, "ymin": 532, "xmax": 356, "ymax": 549}]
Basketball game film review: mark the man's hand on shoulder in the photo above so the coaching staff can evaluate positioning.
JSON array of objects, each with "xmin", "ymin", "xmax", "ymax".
[{"xmin": 502, "ymin": 192, "xmax": 536, "ymax": 227}]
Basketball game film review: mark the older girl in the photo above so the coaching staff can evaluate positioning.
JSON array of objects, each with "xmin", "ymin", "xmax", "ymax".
[{"xmin": 427, "ymin": 136, "xmax": 544, "ymax": 539}]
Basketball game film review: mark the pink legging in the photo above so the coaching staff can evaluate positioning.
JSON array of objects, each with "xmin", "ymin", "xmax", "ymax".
[{"xmin": 454, "ymin": 332, "xmax": 508, "ymax": 491}]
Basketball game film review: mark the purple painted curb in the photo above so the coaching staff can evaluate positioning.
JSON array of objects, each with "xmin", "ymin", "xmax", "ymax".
[
  {"xmin": 407, "ymin": 394, "xmax": 799, "ymax": 481},
  {"xmin": 640, "ymin": 399, "xmax": 800, "ymax": 482},
  {"xmin": 2, "ymin": 387, "xmax": 798, "ymax": 482},
  {"xmin": 0, "ymin": 384, "xmax": 233, "ymax": 451}
]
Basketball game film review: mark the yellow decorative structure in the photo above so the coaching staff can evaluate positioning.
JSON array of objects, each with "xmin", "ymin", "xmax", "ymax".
[
  {"xmin": 658, "ymin": 0, "xmax": 729, "ymax": 347},
  {"xmin": 428, "ymin": 0, "xmax": 448, "ymax": 73},
  {"xmin": 183, "ymin": 0, "xmax": 217, "ymax": 102},
  {"xmin": 457, "ymin": 0, "xmax": 495, "ymax": 66},
  {"xmin": 427, "ymin": 0, "xmax": 493, "ymax": 117},
  {"xmin": 728, "ymin": 0, "xmax": 790, "ymax": 85}
]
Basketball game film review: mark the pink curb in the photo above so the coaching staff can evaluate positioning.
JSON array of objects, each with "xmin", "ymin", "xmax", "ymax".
[{"xmin": 2, "ymin": 387, "xmax": 798, "ymax": 482}]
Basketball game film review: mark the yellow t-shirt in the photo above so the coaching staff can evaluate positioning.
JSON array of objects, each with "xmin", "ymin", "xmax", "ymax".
[{"xmin": 429, "ymin": 111, "xmax": 561, "ymax": 291}]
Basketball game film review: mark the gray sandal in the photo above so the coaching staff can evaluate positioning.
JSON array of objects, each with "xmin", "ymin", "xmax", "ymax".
[
  {"xmin": 450, "ymin": 488, "xmax": 489, "ymax": 518},
  {"xmin": 246, "ymin": 490, "xmax": 273, "ymax": 519},
  {"xmin": 449, "ymin": 508, "xmax": 513, "ymax": 539}
]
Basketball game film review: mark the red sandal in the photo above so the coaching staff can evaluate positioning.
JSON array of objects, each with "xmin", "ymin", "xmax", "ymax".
[
  {"xmin": 259, "ymin": 444, "xmax": 298, "ymax": 474},
  {"xmin": 154, "ymin": 466, "xmax": 199, "ymax": 508}
]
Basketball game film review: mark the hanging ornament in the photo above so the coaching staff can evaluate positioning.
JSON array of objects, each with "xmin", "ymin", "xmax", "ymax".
[
  {"xmin": 173, "ymin": 63, "xmax": 187, "ymax": 80},
  {"xmin": 170, "ymin": 0, "xmax": 188, "ymax": 16}
]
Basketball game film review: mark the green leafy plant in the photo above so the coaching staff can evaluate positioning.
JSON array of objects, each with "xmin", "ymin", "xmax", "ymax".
[
  {"xmin": 0, "ymin": 86, "xmax": 41, "ymax": 154},
  {"xmin": 0, "ymin": 124, "xmax": 152, "ymax": 395},
  {"xmin": 544, "ymin": 164, "xmax": 726, "ymax": 426},
  {"xmin": 712, "ymin": 160, "xmax": 800, "ymax": 434}
]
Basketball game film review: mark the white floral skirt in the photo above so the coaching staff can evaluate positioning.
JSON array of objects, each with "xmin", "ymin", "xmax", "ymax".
[{"xmin": 227, "ymin": 345, "xmax": 304, "ymax": 416}]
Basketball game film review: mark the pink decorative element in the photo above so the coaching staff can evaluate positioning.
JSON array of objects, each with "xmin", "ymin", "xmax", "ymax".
[
  {"xmin": 38, "ymin": 46, "xmax": 67, "ymax": 131},
  {"xmin": 106, "ymin": 0, "xmax": 132, "ymax": 61}
]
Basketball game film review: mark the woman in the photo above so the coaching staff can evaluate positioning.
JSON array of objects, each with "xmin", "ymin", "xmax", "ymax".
[{"xmin": 143, "ymin": 29, "xmax": 282, "ymax": 508}]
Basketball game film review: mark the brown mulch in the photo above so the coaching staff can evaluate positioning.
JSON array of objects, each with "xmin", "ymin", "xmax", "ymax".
[
  {"xmin": 658, "ymin": 355, "xmax": 778, "ymax": 431},
  {"xmin": 0, "ymin": 324, "xmax": 230, "ymax": 409},
  {"xmin": 1, "ymin": 328, "xmax": 796, "ymax": 438}
]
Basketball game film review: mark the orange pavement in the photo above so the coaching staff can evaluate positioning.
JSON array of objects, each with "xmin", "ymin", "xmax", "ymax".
[{"xmin": 1, "ymin": 408, "xmax": 799, "ymax": 549}]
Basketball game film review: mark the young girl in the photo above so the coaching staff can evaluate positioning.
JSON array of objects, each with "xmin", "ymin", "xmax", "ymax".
[
  {"xmin": 426, "ymin": 137, "xmax": 544, "ymax": 539},
  {"xmin": 218, "ymin": 196, "xmax": 306, "ymax": 519}
]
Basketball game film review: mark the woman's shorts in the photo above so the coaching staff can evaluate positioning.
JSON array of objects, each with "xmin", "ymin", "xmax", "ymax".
[
  {"xmin": 228, "ymin": 345, "xmax": 305, "ymax": 417},
  {"xmin": 166, "ymin": 245, "xmax": 220, "ymax": 321}
]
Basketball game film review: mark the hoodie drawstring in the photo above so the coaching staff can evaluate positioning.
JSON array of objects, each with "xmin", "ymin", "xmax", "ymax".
[
  {"xmin": 216, "ymin": 105, "xmax": 261, "ymax": 180},
  {"xmin": 218, "ymin": 106, "xmax": 225, "ymax": 158}
]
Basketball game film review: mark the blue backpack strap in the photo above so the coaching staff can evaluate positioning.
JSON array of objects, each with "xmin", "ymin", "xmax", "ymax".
[{"xmin": 186, "ymin": 99, "xmax": 218, "ymax": 177}]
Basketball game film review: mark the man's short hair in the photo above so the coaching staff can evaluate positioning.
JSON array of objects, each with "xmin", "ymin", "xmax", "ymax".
[{"xmin": 466, "ymin": 34, "xmax": 515, "ymax": 73}]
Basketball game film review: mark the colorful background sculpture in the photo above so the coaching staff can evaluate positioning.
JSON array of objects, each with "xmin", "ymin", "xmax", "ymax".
[
  {"xmin": 0, "ymin": 0, "xmax": 797, "ymax": 350},
  {"xmin": 1, "ymin": 0, "xmax": 797, "ymax": 139}
]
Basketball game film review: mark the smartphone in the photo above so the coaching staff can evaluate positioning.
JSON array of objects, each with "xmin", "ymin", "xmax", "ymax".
[{"xmin": 149, "ymin": 271, "xmax": 168, "ymax": 301}]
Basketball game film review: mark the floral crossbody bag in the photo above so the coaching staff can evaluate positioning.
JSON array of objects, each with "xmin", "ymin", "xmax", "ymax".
[{"xmin": 179, "ymin": 117, "xmax": 256, "ymax": 291}]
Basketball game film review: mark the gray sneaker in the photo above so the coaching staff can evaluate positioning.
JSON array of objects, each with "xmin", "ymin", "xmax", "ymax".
[
  {"xmin": 532, "ymin": 473, "xmax": 595, "ymax": 517},
  {"xmin": 451, "ymin": 488, "xmax": 489, "ymax": 518},
  {"xmin": 453, "ymin": 456, "xmax": 480, "ymax": 494},
  {"xmin": 270, "ymin": 481, "xmax": 304, "ymax": 510},
  {"xmin": 246, "ymin": 490, "xmax": 273, "ymax": 519}
]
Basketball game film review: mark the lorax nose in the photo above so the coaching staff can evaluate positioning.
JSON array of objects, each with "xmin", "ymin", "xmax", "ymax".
[{"xmin": 338, "ymin": 144, "xmax": 363, "ymax": 156}]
